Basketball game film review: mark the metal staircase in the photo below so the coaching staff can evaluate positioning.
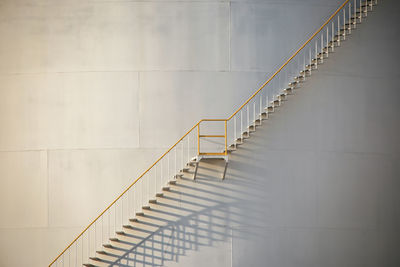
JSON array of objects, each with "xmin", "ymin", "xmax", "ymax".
[{"xmin": 49, "ymin": 1, "xmax": 379, "ymax": 266}]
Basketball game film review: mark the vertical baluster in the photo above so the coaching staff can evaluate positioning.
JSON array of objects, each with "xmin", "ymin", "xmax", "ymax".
[
  {"xmin": 174, "ymin": 147, "xmax": 177, "ymax": 178},
  {"xmin": 315, "ymin": 40, "xmax": 318, "ymax": 68},
  {"xmin": 181, "ymin": 142, "xmax": 184, "ymax": 171},
  {"xmin": 326, "ymin": 26, "xmax": 329, "ymax": 58},
  {"xmin": 101, "ymin": 214, "xmax": 104, "ymax": 247},
  {"xmin": 168, "ymin": 153, "xmax": 170, "ymax": 181},
  {"xmin": 247, "ymin": 105, "xmax": 249, "ymax": 133},
  {"xmin": 155, "ymin": 163, "xmax": 157, "ymax": 195},
  {"xmin": 259, "ymin": 94, "xmax": 262, "ymax": 120},
  {"xmin": 337, "ymin": 15, "xmax": 340, "ymax": 45},
  {"xmin": 331, "ymin": 22, "xmax": 334, "ymax": 52},
  {"xmin": 354, "ymin": 0, "xmax": 357, "ymax": 26},
  {"xmin": 321, "ymin": 34, "xmax": 323, "ymax": 63},
  {"xmin": 343, "ymin": 8, "xmax": 346, "ymax": 40},
  {"xmin": 253, "ymin": 100, "xmax": 256, "ymax": 128},
  {"xmin": 141, "ymin": 179, "xmax": 144, "ymax": 207},
  {"xmin": 303, "ymin": 49, "xmax": 306, "ymax": 77},
  {"xmin": 88, "ymin": 227, "xmax": 90, "ymax": 258},
  {"xmin": 94, "ymin": 221, "xmax": 97, "ymax": 254},
  {"xmin": 240, "ymin": 110, "xmax": 243, "ymax": 138},
  {"xmin": 108, "ymin": 209, "xmax": 110, "ymax": 245},
  {"xmin": 349, "ymin": 3, "xmax": 352, "ymax": 33},
  {"xmin": 265, "ymin": 87, "xmax": 267, "ymax": 110},
  {"xmin": 76, "ymin": 242, "xmax": 78, "ymax": 267},
  {"xmin": 234, "ymin": 115, "xmax": 237, "ymax": 146},
  {"xmin": 187, "ymin": 136, "xmax": 190, "ymax": 164},
  {"xmin": 359, "ymin": 0, "xmax": 362, "ymax": 22}
]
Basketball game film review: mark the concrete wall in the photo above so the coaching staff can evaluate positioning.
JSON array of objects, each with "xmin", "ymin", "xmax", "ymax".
[{"xmin": 0, "ymin": 0, "xmax": 399, "ymax": 266}]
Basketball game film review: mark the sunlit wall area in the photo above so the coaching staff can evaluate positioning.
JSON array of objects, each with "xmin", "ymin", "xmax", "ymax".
[{"xmin": 2, "ymin": 0, "xmax": 398, "ymax": 266}]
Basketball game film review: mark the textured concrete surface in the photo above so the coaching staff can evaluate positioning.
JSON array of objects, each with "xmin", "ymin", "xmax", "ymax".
[{"xmin": 0, "ymin": 0, "xmax": 399, "ymax": 266}]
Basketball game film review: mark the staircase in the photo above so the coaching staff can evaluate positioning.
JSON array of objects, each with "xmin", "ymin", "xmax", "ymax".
[{"xmin": 49, "ymin": 1, "xmax": 380, "ymax": 266}]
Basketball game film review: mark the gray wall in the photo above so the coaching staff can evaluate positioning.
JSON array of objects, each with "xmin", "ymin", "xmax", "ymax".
[{"xmin": 0, "ymin": 0, "xmax": 399, "ymax": 266}]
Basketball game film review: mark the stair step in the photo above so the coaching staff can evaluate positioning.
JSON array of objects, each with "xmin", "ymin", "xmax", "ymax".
[
  {"xmin": 294, "ymin": 75, "xmax": 305, "ymax": 82},
  {"xmin": 242, "ymin": 131, "xmax": 250, "ymax": 138},
  {"xmin": 362, "ymin": 2, "xmax": 373, "ymax": 7},
  {"xmin": 284, "ymin": 88, "xmax": 293, "ymax": 95},
  {"xmin": 306, "ymin": 63, "xmax": 317, "ymax": 70},
  {"xmin": 96, "ymin": 250, "xmax": 107, "ymax": 255},
  {"xmin": 168, "ymin": 180, "xmax": 177, "ymax": 185},
  {"xmin": 228, "ymin": 144, "xmax": 237, "ymax": 151},
  {"xmin": 265, "ymin": 106, "xmax": 274, "ymax": 112},
  {"xmin": 278, "ymin": 94, "xmax": 287, "ymax": 101},
  {"xmin": 109, "ymin": 238, "xmax": 119, "ymax": 242},
  {"xmin": 142, "ymin": 205, "xmax": 151, "ymax": 210},
  {"xmin": 174, "ymin": 174, "xmax": 183, "ymax": 179},
  {"xmin": 248, "ymin": 125, "xmax": 256, "ymax": 131},
  {"xmin": 351, "ymin": 16, "xmax": 362, "ymax": 21},
  {"xmin": 261, "ymin": 111, "xmax": 268, "ymax": 119},
  {"xmin": 156, "ymin": 192, "xmax": 164, "ymax": 197},
  {"xmin": 123, "ymin": 225, "xmax": 134, "ymax": 229},
  {"xmin": 136, "ymin": 212, "xmax": 144, "ymax": 216},
  {"xmin": 149, "ymin": 199, "xmax": 157, "ymax": 204},
  {"xmin": 116, "ymin": 231, "xmax": 125, "ymax": 235},
  {"xmin": 246, "ymin": 124, "xmax": 255, "ymax": 132},
  {"xmin": 181, "ymin": 167, "xmax": 190, "ymax": 173},
  {"xmin": 235, "ymin": 137, "xmax": 244, "ymax": 144},
  {"xmin": 162, "ymin": 186, "xmax": 170, "ymax": 191},
  {"xmin": 103, "ymin": 244, "xmax": 113, "ymax": 249},
  {"xmin": 300, "ymin": 69, "xmax": 311, "ymax": 75},
  {"xmin": 89, "ymin": 257, "xmax": 102, "ymax": 262},
  {"xmin": 129, "ymin": 218, "xmax": 138, "ymax": 223},
  {"xmin": 273, "ymin": 99, "xmax": 281, "ymax": 106}
]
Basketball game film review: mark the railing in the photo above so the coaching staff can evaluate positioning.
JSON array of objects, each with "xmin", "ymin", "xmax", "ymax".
[{"xmin": 49, "ymin": 0, "xmax": 377, "ymax": 265}]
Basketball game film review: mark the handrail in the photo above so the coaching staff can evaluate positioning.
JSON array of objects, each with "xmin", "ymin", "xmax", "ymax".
[
  {"xmin": 49, "ymin": 0, "xmax": 351, "ymax": 265},
  {"xmin": 227, "ymin": 0, "xmax": 350, "ymax": 121},
  {"xmin": 49, "ymin": 120, "xmax": 201, "ymax": 266}
]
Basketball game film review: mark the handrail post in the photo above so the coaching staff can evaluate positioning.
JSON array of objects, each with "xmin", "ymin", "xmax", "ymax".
[
  {"xmin": 224, "ymin": 120, "xmax": 227, "ymax": 156},
  {"xmin": 197, "ymin": 124, "xmax": 200, "ymax": 155},
  {"xmin": 331, "ymin": 22, "xmax": 334, "ymax": 52}
]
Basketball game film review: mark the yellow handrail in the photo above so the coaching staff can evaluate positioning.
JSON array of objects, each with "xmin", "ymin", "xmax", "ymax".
[
  {"xmin": 227, "ymin": 0, "xmax": 350, "ymax": 121},
  {"xmin": 49, "ymin": 120, "xmax": 201, "ymax": 266},
  {"xmin": 49, "ymin": 0, "xmax": 350, "ymax": 265}
]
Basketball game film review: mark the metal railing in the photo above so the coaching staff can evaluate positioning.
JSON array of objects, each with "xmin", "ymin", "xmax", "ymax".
[{"xmin": 49, "ymin": 0, "xmax": 377, "ymax": 265}]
